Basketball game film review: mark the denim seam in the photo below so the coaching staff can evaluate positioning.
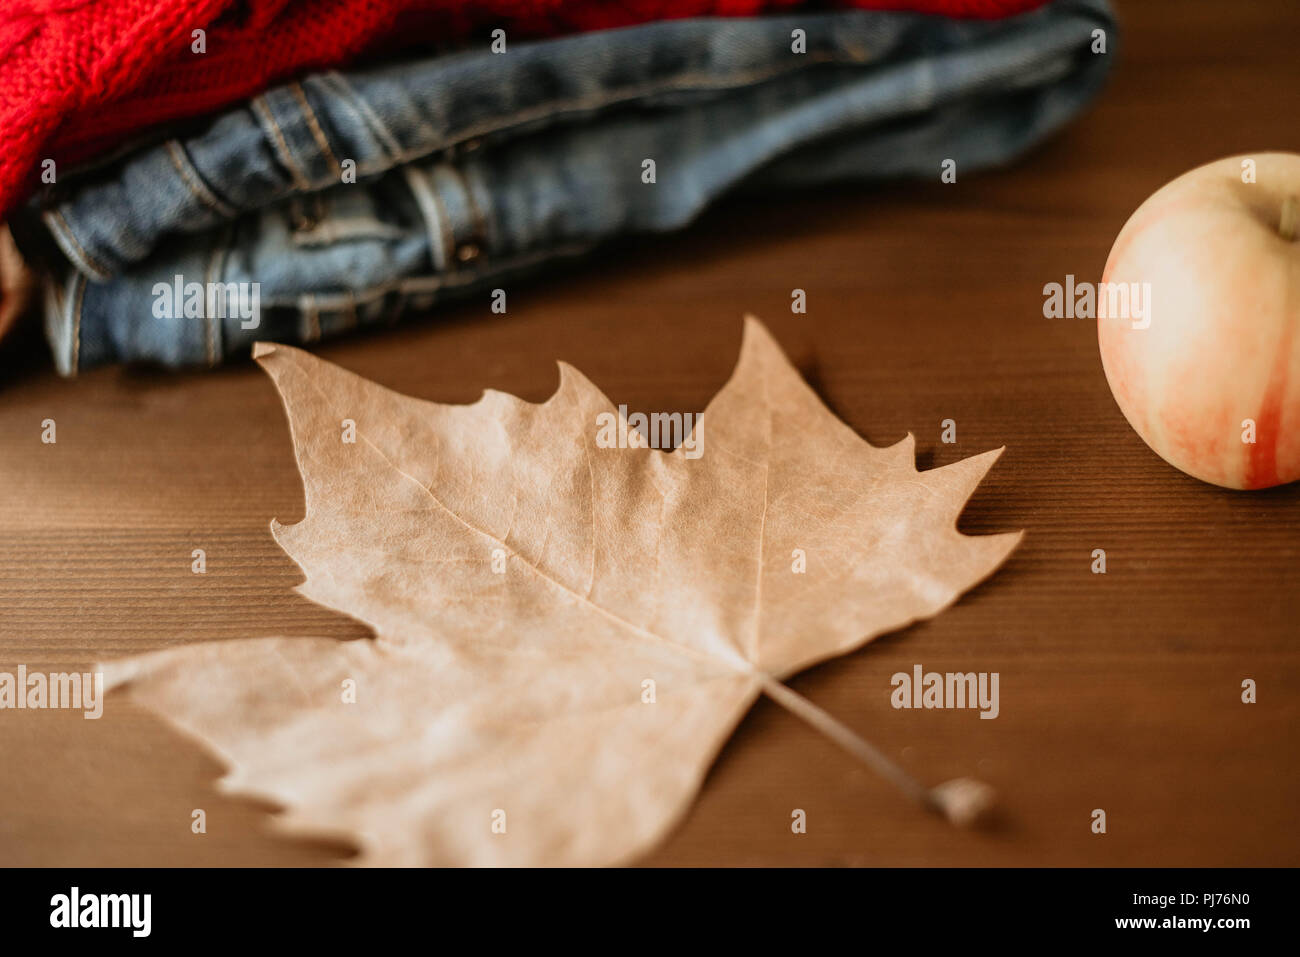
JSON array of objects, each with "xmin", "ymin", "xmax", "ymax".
[
  {"xmin": 39, "ymin": 47, "xmax": 926, "ymax": 279},
  {"xmin": 44, "ymin": 272, "xmax": 71, "ymax": 374},
  {"xmin": 43, "ymin": 209, "xmax": 112, "ymax": 281},
  {"xmin": 444, "ymin": 162, "xmax": 490, "ymax": 250},
  {"xmin": 343, "ymin": 52, "xmax": 846, "ymax": 181},
  {"xmin": 427, "ymin": 171, "xmax": 458, "ymax": 264},
  {"xmin": 289, "ymin": 82, "xmax": 344, "ymax": 178},
  {"xmin": 164, "ymin": 140, "xmax": 238, "ymax": 219},
  {"xmin": 49, "ymin": 51, "xmax": 847, "ymax": 281},
  {"xmin": 70, "ymin": 272, "xmax": 85, "ymax": 374},
  {"xmin": 251, "ymin": 95, "xmax": 313, "ymax": 191},
  {"xmin": 401, "ymin": 165, "xmax": 450, "ymax": 271},
  {"xmin": 462, "ymin": 164, "xmax": 497, "ymax": 251},
  {"xmin": 291, "ymin": 239, "xmax": 594, "ymax": 312},
  {"xmin": 291, "ymin": 213, "xmax": 405, "ymax": 246},
  {"xmin": 317, "ymin": 71, "xmax": 406, "ymax": 161}
]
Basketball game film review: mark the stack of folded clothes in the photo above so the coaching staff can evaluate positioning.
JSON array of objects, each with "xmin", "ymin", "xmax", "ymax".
[{"xmin": 0, "ymin": 0, "xmax": 1114, "ymax": 373}]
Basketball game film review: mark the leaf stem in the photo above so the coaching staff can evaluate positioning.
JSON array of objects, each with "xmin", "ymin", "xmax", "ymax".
[{"xmin": 758, "ymin": 674, "xmax": 995, "ymax": 827}]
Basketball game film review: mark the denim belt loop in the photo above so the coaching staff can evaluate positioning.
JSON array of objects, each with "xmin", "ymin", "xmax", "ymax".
[
  {"xmin": 253, "ymin": 84, "xmax": 346, "ymax": 192},
  {"xmin": 402, "ymin": 161, "xmax": 489, "ymax": 273}
]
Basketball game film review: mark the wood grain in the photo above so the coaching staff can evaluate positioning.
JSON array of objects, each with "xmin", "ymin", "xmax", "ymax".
[{"xmin": 1, "ymin": 0, "xmax": 1297, "ymax": 867}]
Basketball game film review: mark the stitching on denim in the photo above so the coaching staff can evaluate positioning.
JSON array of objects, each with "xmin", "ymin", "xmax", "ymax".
[
  {"xmin": 296, "ymin": 240, "xmax": 594, "ymax": 312},
  {"xmin": 345, "ymin": 51, "xmax": 845, "ymax": 181},
  {"xmin": 293, "ymin": 216, "xmax": 405, "ymax": 246},
  {"xmin": 252, "ymin": 95, "xmax": 312, "ymax": 191},
  {"xmin": 449, "ymin": 17, "xmax": 1099, "ymax": 170},
  {"xmin": 52, "ymin": 40, "xmax": 879, "ymax": 258},
  {"xmin": 427, "ymin": 170, "xmax": 457, "ymax": 267},
  {"xmin": 164, "ymin": 140, "xmax": 238, "ymax": 218},
  {"xmin": 316, "ymin": 71, "xmax": 411, "ymax": 161},
  {"xmin": 459, "ymin": 164, "xmax": 492, "ymax": 250},
  {"xmin": 43, "ymin": 208, "xmax": 113, "ymax": 280},
  {"xmin": 462, "ymin": 164, "xmax": 497, "ymax": 251},
  {"xmin": 289, "ymin": 82, "xmax": 344, "ymax": 178},
  {"xmin": 71, "ymin": 273, "xmax": 85, "ymax": 374},
  {"xmin": 401, "ymin": 165, "xmax": 449, "ymax": 272}
]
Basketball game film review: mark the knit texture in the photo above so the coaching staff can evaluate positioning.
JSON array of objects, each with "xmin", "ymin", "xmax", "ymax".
[{"xmin": 0, "ymin": 0, "xmax": 1049, "ymax": 217}]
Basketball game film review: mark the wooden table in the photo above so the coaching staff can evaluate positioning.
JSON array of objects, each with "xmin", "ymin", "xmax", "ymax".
[{"xmin": 1, "ymin": 0, "xmax": 1296, "ymax": 867}]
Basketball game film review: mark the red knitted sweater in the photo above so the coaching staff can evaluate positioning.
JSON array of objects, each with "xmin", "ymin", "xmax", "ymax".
[{"xmin": 0, "ymin": 0, "xmax": 1047, "ymax": 217}]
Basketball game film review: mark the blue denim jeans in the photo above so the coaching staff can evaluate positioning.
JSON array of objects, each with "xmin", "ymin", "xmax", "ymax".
[{"xmin": 33, "ymin": 0, "xmax": 1114, "ymax": 372}]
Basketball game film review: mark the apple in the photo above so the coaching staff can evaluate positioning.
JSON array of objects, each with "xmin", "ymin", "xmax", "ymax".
[{"xmin": 1098, "ymin": 152, "xmax": 1300, "ymax": 489}]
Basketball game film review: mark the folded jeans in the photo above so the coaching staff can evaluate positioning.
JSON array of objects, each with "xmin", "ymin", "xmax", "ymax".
[{"xmin": 31, "ymin": 1, "xmax": 1115, "ymax": 373}]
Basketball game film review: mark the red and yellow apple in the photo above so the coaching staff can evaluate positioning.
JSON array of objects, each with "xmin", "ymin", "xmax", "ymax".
[{"xmin": 1098, "ymin": 152, "xmax": 1300, "ymax": 489}]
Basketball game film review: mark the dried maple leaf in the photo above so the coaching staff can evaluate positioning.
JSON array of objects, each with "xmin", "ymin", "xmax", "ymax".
[{"xmin": 102, "ymin": 317, "xmax": 1020, "ymax": 866}]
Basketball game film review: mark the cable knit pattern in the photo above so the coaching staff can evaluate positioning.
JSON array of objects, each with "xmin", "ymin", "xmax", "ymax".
[{"xmin": 0, "ymin": 0, "xmax": 1047, "ymax": 217}]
